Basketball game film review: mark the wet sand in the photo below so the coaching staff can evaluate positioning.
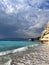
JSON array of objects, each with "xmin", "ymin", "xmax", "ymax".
[{"xmin": 1, "ymin": 44, "xmax": 49, "ymax": 65}]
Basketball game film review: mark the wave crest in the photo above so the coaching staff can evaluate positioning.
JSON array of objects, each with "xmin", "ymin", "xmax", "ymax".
[{"xmin": 0, "ymin": 44, "xmax": 39, "ymax": 56}]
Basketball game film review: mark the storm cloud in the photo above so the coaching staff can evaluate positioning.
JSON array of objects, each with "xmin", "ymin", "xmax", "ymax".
[{"xmin": 0, "ymin": 0, "xmax": 49, "ymax": 38}]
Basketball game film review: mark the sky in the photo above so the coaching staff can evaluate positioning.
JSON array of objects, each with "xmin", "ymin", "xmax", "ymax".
[{"xmin": 0, "ymin": 0, "xmax": 49, "ymax": 38}]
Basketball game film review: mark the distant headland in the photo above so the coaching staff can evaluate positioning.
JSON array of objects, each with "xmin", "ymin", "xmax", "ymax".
[{"xmin": 0, "ymin": 37, "xmax": 40, "ymax": 41}]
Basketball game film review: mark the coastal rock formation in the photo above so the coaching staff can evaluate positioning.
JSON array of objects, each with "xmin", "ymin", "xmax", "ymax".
[{"xmin": 40, "ymin": 22, "xmax": 49, "ymax": 44}]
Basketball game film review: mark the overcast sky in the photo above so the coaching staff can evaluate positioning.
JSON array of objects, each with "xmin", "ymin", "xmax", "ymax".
[{"xmin": 0, "ymin": 0, "xmax": 49, "ymax": 38}]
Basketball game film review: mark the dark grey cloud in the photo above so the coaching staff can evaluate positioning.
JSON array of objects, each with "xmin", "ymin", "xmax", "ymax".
[{"xmin": 0, "ymin": 0, "xmax": 49, "ymax": 38}]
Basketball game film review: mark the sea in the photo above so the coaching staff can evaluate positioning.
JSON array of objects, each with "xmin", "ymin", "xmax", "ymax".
[{"xmin": 0, "ymin": 40, "xmax": 41, "ymax": 56}]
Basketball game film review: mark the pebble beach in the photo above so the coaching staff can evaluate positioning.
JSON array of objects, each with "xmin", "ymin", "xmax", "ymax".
[{"xmin": 1, "ymin": 43, "xmax": 49, "ymax": 65}]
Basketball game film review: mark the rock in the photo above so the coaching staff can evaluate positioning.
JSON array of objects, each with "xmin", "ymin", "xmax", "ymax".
[
  {"xmin": 0, "ymin": 57, "xmax": 12, "ymax": 65},
  {"xmin": 40, "ymin": 22, "xmax": 49, "ymax": 44}
]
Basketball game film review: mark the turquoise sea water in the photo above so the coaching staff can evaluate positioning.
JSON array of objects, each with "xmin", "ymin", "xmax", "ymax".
[{"xmin": 0, "ymin": 41, "xmax": 40, "ymax": 52}]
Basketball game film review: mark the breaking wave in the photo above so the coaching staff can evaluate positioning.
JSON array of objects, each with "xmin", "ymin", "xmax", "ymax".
[{"xmin": 0, "ymin": 44, "xmax": 39, "ymax": 56}]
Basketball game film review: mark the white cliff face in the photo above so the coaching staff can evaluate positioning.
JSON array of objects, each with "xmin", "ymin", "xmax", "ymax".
[{"xmin": 40, "ymin": 22, "xmax": 49, "ymax": 44}]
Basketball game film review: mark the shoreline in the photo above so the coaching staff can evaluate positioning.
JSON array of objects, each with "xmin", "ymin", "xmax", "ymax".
[
  {"xmin": 8, "ymin": 43, "xmax": 49, "ymax": 65},
  {"xmin": 1, "ymin": 43, "xmax": 49, "ymax": 65},
  {"xmin": 0, "ymin": 43, "xmax": 39, "ymax": 56},
  {"xmin": 0, "ymin": 43, "xmax": 39, "ymax": 65},
  {"xmin": 8, "ymin": 44, "xmax": 49, "ymax": 65}
]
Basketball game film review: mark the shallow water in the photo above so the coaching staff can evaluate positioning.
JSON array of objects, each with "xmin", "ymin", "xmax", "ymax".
[{"xmin": 0, "ymin": 41, "xmax": 41, "ymax": 52}]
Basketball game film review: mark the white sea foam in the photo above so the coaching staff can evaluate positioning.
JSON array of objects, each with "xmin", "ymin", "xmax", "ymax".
[
  {"xmin": 0, "ymin": 44, "xmax": 39, "ymax": 56},
  {"xmin": 28, "ymin": 44, "xmax": 39, "ymax": 47},
  {"xmin": 0, "ymin": 47, "xmax": 28, "ymax": 56}
]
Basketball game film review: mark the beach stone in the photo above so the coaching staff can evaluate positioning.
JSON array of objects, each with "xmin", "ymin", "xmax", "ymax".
[
  {"xmin": 0, "ymin": 57, "xmax": 12, "ymax": 65},
  {"xmin": 6, "ymin": 44, "xmax": 49, "ymax": 65}
]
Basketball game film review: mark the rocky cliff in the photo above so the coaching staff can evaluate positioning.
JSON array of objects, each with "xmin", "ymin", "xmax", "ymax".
[
  {"xmin": 41, "ymin": 22, "xmax": 49, "ymax": 38},
  {"xmin": 40, "ymin": 22, "xmax": 49, "ymax": 44}
]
